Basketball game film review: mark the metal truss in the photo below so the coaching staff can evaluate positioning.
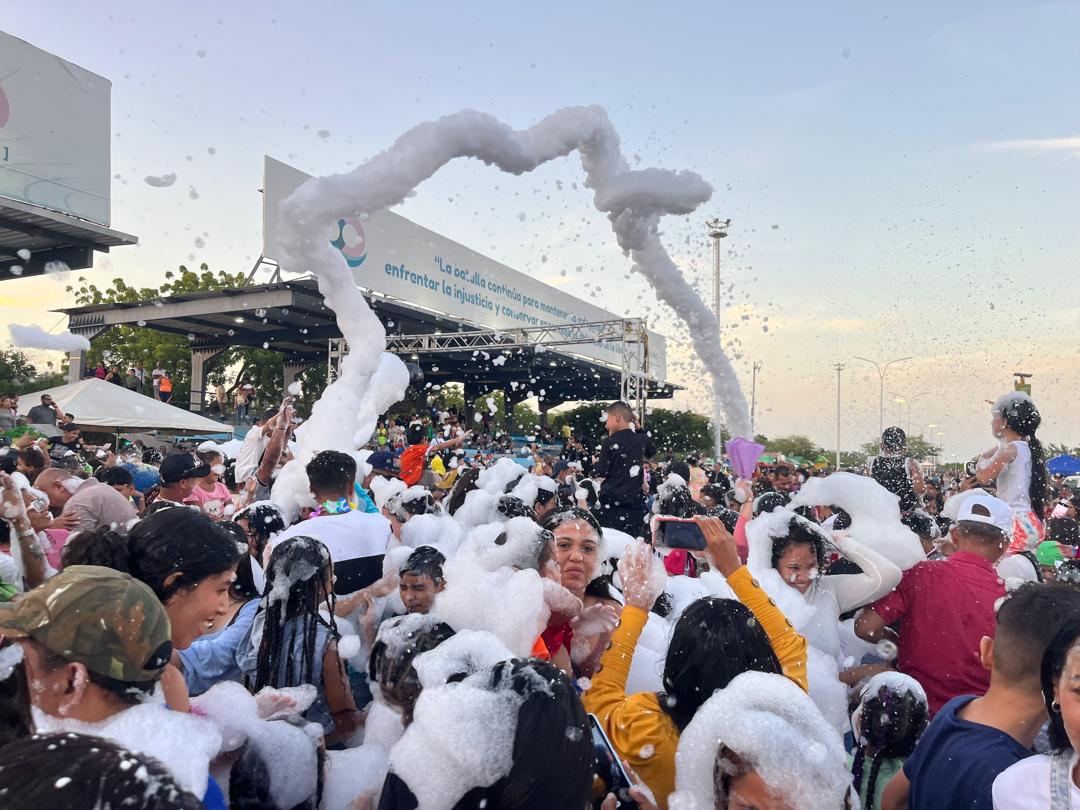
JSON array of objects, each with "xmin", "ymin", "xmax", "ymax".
[{"xmin": 328, "ymin": 318, "xmax": 651, "ymax": 421}]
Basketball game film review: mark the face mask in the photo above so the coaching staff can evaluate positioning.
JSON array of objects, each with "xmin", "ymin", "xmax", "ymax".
[{"xmin": 211, "ymin": 465, "xmax": 226, "ymax": 475}]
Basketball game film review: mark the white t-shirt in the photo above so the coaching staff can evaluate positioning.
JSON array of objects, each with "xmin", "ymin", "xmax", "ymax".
[
  {"xmin": 993, "ymin": 753, "xmax": 1080, "ymax": 808},
  {"xmin": 996, "ymin": 440, "xmax": 1033, "ymax": 512},
  {"xmin": 234, "ymin": 426, "xmax": 270, "ymax": 483},
  {"xmin": 272, "ymin": 510, "xmax": 392, "ymax": 594}
]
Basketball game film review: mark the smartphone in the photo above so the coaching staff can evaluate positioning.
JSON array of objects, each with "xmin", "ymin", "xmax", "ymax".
[
  {"xmin": 588, "ymin": 714, "xmax": 638, "ymax": 809},
  {"xmin": 652, "ymin": 517, "xmax": 708, "ymax": 551}
]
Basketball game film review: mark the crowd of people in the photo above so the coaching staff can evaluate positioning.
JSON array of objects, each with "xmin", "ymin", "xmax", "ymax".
[{"xmin": 0, "ymin": 387, "xmax": 1076, "ymax": 809}]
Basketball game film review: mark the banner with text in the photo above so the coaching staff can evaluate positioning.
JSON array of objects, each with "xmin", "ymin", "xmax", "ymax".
[{"xmin": 261, "ymin": 156, "xmax": 667, "ymax": 382}]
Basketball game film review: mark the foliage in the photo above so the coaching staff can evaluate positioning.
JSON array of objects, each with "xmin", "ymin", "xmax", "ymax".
[
  {"xmin": 766, "ymin": 435, "xmax": 823, "ymax": 460},
  {"xmin": 550, "ymin": 403, "xmax": 722, "ymax": 456},
  {"xmin": 69, "ymin": 265, "xmax": 287, "ymax": 410},
  {"xmin": 858, "ymin": 434, "xmax": 941, "ymax": 462},
  {"xmin": 1046, "ymin": 443, "xmax": 1080, "ymax": 458},
  {"xmin": 0, "ymin": 348, "xmax": 66, "ymax": 396}
]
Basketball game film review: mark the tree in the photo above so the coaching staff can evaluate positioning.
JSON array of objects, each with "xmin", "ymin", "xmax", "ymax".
[
  {"xmin": 70, "ymin": 265, "xmax": 285, "ymax": 410},
  {"xmin": 0, "ymin": 348, "xmax": 66, "ymax": 395},
  {"xmin": 859, "ymin": 434, "xmax": 940, "ymax": 462},
  {"xmin": 1046, "ymin": 443, "xmax": 1079, "ymax": 458},
  {"xmin": 766, "ymin": 435, "xmax": 822, "ymax": 460},
  {"xmin": 551, "ymin": 404, "xmax": 722, "ymax": 456}
]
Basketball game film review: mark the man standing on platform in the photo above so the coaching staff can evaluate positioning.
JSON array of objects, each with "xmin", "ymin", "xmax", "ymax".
[{"xmin": 593, "ymin": 401, "xmax": 654, "ymax": 537}]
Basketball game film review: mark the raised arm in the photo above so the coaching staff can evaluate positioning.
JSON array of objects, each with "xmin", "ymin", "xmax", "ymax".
[
  {"xmin": 0, "ymin": 473, "xmax": 49, "ymax": 589},
  {"xmin": 823, "ymin": 533, "xmax": 904, "ymax": 614}
]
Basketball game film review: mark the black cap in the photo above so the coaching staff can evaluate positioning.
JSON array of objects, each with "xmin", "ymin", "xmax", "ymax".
[{"xmin": 159, "ymin": 452, "xmax": 211, "ymax": 485}]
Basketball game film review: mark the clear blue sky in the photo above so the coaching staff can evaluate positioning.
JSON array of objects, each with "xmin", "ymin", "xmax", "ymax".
[{"xmin": 3, "ymin": 0, "xmax": 1079, "ymax": 459}]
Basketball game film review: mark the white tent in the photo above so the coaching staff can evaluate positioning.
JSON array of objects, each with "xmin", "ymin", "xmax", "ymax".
[{"xmin": 18, "ymin": 378, "xmax": 234, "ymax": 436}]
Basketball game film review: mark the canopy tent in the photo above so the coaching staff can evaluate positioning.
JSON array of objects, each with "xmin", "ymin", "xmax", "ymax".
[
  {"xmin": 1047, "ymin": 455, "xmax": 1080, "ymax": 476},
  {"xmin": 17, "ymin": 379, "xmax": 234, "ymax": 436}
]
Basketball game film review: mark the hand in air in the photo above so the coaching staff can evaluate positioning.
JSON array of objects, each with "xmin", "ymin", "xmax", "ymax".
[{"xmin": 617, "ymin": 539, "xmax": 665, "ymax": 611}]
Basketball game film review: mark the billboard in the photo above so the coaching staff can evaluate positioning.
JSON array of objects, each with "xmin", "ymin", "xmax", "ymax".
[
  {"xmin": 0, "ymin": 30, "xmax": 111, "ymax": 225},
  {"xmin": 262, "ymin": 156, "xmax": 667, "ymax": 381}
]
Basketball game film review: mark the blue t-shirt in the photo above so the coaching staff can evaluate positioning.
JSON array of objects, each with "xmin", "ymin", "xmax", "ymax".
[{"xmin": 904, "ymin": 695, "xmax": 1032, "ymax": 810}]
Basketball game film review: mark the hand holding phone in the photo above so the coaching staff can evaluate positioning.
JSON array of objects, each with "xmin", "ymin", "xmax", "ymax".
[
  {"xmin": 589, "ymin": 714, "xmax": 639, "ymax": 810},
  {"xmin": 652, "ymin": 517, "xmax": 707, "ymax": 551}
]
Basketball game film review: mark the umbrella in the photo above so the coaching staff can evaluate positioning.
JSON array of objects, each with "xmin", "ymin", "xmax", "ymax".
[{"xmin": 1047, "ymin": 455, "xmax": 1080, "ymax": 476}]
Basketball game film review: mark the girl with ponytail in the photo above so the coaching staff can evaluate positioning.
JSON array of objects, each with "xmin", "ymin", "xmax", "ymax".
[{"xmin": 970, "ymin": 392, "xmax": 1047, "ymax": 552}]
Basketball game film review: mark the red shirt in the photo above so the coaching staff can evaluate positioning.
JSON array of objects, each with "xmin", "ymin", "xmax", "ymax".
[{"xmin": 873, "ymin": 551, "xmax": 1004, "ymax": 716}]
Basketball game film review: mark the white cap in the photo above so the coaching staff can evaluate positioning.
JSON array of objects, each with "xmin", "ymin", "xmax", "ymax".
[{"xmin": 956, "ymin": 493, "xmax": 1013, "ymax": 535}]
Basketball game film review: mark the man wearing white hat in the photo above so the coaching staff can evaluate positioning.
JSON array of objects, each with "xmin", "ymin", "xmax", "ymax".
[{"xmin": 855, "ymin": 492, "xmax": 1014, "ymax": 718}]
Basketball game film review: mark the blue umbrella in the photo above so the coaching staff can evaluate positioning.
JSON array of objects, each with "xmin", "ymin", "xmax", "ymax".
[{"xmin": 1047, "ymin": 455, "xmax": 1080, "ymax": 476}]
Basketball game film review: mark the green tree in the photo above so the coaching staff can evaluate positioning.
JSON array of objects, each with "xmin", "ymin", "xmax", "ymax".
[
  {"xmin": 1046, "ymin": 443, "xmax": 1079, "ymax": 458},
  {"xmin": 0, "ymin": 348, "xmax": 66, "ymax": 395},
  {"xmin": 551, "ymin": 404, "xmax": 723, "ymax": 456},
  {"xmin": 70, "ymin": 265, "xmax": 286, "ymax": 410},
  {"xmin": 767, "ymin": 435, "xmax": 822, "ymax": 459},
  {"xmin": 859, "ymin": 434, "xmax": 940, "ymax": 462}
]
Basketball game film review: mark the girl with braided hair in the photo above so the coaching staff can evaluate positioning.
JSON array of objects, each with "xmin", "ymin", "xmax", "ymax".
[
  {"xmin": 241, "ymin": 535, "xmax": 364, "ymax": 746},
  {"xmin": 969, "ymin": 392, "xmax": 1047, "ymax": 552},
  {"xmin": 849, "ymin": 672, "xmax": 929, "ymax": 810}
]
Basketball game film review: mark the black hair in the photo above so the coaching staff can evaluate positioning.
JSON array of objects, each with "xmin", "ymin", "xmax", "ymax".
[
  {"xmin": 997, "ymin": 396, "xmax": 1046, "ymax": 520},
  {"xmin": 127, "ymin": 508, "xmax": 243, "ymax": 603},
  {"xmin": 233, "ymin": 502, "xmax": 286, "ymax": 565},
  {"xmin": 700, "ymin": 483, "xmax": 727, "ymax": 504},
  {"xmin": 954, "ymin": 519, "xmax": 1009, "ymax": 547},
  {"xmin": 1041, "ymin": 618, "xmax": 1080, "ymax": 752},
  {"xmin": 406, "ymin": 422, "xmax": 427, "ymax": 446},
  {"xmin": 995, "ymin": 583, "xmax": 1080, "ymax": 687},
  {"xmin": 1047, "ymin": 517, "xmax": 1080, "ymax": 547},
  {"xmin": 400, "ymin": 546, "xmax": 446, "ymax": 584},
  {"xmin": 368, "ymin": 616, "xmax": 455, "ymax": 723},
  {"xmin": 753, "ymin": 491, "xmax": 789, "ymax": 516},
  {"xmin": 605, "ymin": 401, "xmax": 634, "ymax": 423},
  {"xmin": 306, "ymin": 450, "xmax": 357, "ymax": 495},
  {"xmin": 901, "ymin": 511, "xmax": 936, "ymax": 541},
  {"xmin": 99, "ymin": 466, "xmax": 134, "ymax": 487},
  {"xmin": 851, "ymin": 683, "xmax": 929, "ymax": 809},
  {"xmin": 542, "ymin": 507, "xmax": 603, "ymax": 539},
  {"xmin": 217, "ymin": 521, "xmax": 260, "ymax": 601},
  {"xmin": 17, "ymin": 446, "xmax": 46, "ymax": 478},
  {"xmin": 141, "ymin": 449, "xmax": 162, "ymax": 465},
  {"xmin": 466, "ymin": 658, "xmax": 593, "ymax": 809},
  {"xmin": 228, "ymin": 735, "xmax": 324, "ymax": 810},
  {"xmin": 445, "ymin": 467, "xmax": 481, "ymax": 516},
  {"xmin": 0, "ymin": 455, "xmax": 15, "ymax": 475},
  {"xmin": 0, "ymin": 732, "xmax": 203, "ymax": 809},
  {"xmin": 770, "ymin": 517, "xmax": 827, "ymax": 572},
  {"xmin": 60, "ymin": 527, "xmax": 131, "ymax": 573},
  {"xmin": 667, "ymin": 461, "xmax": 691, "ymax": 483},
  {"xmin": 1056, "ymin": 560, "xmax": 1080, "ymax": 587},
  {"xmin": 881, "ymin": 426, "xmax": 907, "ymax": 454},
  {"xmin": 254, "ymin": 536, "xmax": 338, "ymax": 692},
  {"xmin": 660, "ymin": 597, "xmax": 783, "ymax": 732},
  {"xmin": 0, "ymin": 641, "xmax": 33, "ymax": 747}
]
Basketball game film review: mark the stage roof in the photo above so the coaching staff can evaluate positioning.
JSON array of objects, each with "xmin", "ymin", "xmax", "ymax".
[{"xmin": 58, "ymin": 278, "xmax": 675, "ymax": 405}]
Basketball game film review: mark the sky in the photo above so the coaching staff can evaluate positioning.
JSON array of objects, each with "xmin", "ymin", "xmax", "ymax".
[{"xmin": 1, "ymin": 0, "xmax": 1079, "ymax": 461}]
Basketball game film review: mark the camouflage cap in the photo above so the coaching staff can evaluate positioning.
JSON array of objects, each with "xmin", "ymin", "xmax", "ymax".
[{"xmin": 0, "ymin": 565, "xmax": 172, "ymax": 683}]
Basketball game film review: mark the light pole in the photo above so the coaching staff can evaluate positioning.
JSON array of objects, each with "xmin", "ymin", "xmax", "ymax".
[
  {"xmin": 750, "ymin": 360, "xmax": 762, "ymax": 436},
  {"xmin": 834, "ymin": 362, "xmax": 844, "ymax": 469},
  {"xmin": 706, "ymin": 218, "xmax": 731, "ymax": 323},
  {"xmin": 889, "ymin": 390, "xmax": 931, "ymax": 435},
  {"xmin": 853, "ymin": 355, "xmax": 913, "ymax": 437}
]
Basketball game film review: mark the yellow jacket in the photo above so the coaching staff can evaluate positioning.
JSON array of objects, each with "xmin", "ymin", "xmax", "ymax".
[{"xmin": 582, "ymin": 565, "xmax": 808, "ymax": 809}]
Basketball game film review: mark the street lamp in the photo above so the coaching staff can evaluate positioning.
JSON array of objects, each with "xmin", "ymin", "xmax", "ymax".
[
  {"xmin": 706, "ymin": 218, "xmax": 731, "ymax": 323},
  {"xmin": 853, "ymin": 355, "xmax": 913, "ymax": 436},
  {"xmin": 889, "ymin": 390, "xmax": 931, "ymax": 435}
]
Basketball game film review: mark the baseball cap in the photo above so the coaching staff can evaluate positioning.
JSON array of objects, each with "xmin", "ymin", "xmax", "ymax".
[
  {"xmin": 552, "ymin": 460, "xmax": 570, "ymax": 477},
  {"xmin": 956, "ymin": 493, "xmax": 1013, "ymax": 535},
  {"xmin": 0, "ymin": 566, "xmax": 172, "ymax": 683},
  {"xmin": 159, "ymin": 452, "xmax": 211, "ymax": 484}
]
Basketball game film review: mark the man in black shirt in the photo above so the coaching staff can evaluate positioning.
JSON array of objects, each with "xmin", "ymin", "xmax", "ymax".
[
  {"xmin": 592, "ymin": 401, "xmax": 654, "ymax": 537},
  {"xmin": 47, "ymin": 423, "xmax": 86, "ymax": 462}
]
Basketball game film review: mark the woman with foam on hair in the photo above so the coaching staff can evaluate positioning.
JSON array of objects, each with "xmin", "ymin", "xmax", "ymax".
[{"xmin": 968, "ymin": 392, "xmax": 1047, "ymax": 552}]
